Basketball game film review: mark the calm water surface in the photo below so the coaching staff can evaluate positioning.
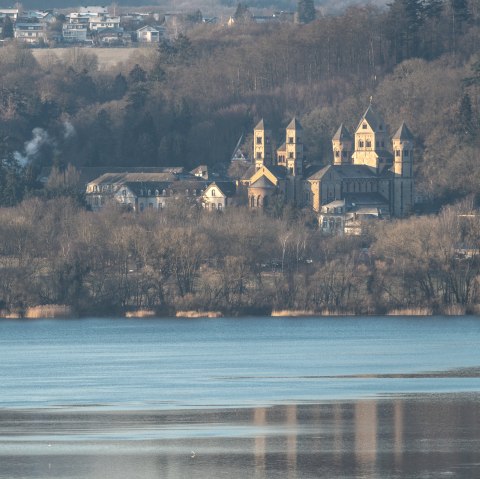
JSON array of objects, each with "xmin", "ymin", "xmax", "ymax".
[{"xmin": 1, "ymin": 316, "xmax": 480, "ymax": 478}]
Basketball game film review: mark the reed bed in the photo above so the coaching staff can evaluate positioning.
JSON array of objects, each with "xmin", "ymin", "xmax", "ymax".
[
  {"xmin": 24, "ymin": 305, "xmax": 73, "ymax": 319},
  {"xmin": 125, "ymin": 310, "xmax": 157, "ymax": 318},
  {"xmin": 387, "ymin": 307, "xmax": 433, "ymax": 316},
  {"xmin": 176, "ymin": 311, "xmax": 223, "ymax": 318}
]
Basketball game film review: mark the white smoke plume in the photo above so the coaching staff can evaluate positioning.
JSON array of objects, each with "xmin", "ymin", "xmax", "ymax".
[
  {"xmin": 13, "ymin": 128, "xmax": 53, "ymax": 167},
  {"xmin": 63, "ymin": 121, "xmax": 76, "ymax": 140}
]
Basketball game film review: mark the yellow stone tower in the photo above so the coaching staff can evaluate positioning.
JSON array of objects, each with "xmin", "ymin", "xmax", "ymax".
[
  {"xmin": 392, "ymin": 122, "xmax": 414, "ymax": 217},
  {"xmin": 352, "ymin": 105, "xmax": 389, "ymax": 172},
  {"xmin": 332, "ymin": 124, "xmax": 353, "ymax": 165},
  {"xmin": 253, "ymin": 119, "xmax": 272, "ymax": 170}
]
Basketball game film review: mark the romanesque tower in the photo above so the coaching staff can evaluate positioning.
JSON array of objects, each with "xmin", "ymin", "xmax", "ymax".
[
  {"xmin": 254, "ymin": 119, "xmax": 273, "ymax": 170},
  {"xmin": 392, "ymin": 122, "xmax": 414, "ymax": 217},
  {"xmin": 332, "ymin": 124, "xmax": 353, "ymax": 165},
  {"xmin": 285, "ymin": 118, "xmax": 304, "ymax": 177},
  {"xmin": 352, "ymin": 105, "xmax": 389, "ymax": 172}
]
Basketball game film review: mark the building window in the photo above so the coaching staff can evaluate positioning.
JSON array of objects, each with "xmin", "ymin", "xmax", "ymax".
[
  {"xmin": 362, "ymin": 123, "xmax": 367, "ymax": 129},
  {"xmin": 366, "ymin": 140, "xmax": 371, "ymax": 148},
  {"xmin": 335, "ymin": 150, "xmax": 340, "ymax": 157},
  {"xmin": 256, "ymin": 136, "xmax": 262, "ymax": 144},
  {"xmin": 218, "ymin": 203, "xmax": 222, "ymax": 210},
  {"xmin": 147, "ymin": 189, "xmax": 151, "ymax": 196},
  {"xmin": 404, "ymin": 150, "xmax": 409, "ymax": 156},
  {"xmin": 396, "ymin": 150, "xmax": 401, "ymax": 157},
  {"xmin": 257, "ymin": 152, "xmax": 262, "ymax": 159},
  {"xmin": 162, "ymin": 189, "xmax": 166, "ymax": 196},
  {"xmin": 289, "ymin": 152, "xmax": 294, "ymax": 158},
  {"xmin": 359, "ymin": 140, "xmax": 364, "ymax": 148},
  {"xmin": 155, "ymin": 189, "xmax": 159, "ymax": 196},
  {"xmin": 122, "ymin": 189, "xmax": 127, "ymax": 196},
  {"xmin": 289, "ymin": 137, "xmax": 294, "ymax": 143},
  {"xmin": 212, "ymin": 189, "xmax": 216, "ymax": 196}
]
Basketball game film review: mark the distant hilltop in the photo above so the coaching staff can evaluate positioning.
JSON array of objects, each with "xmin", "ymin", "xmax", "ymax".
[{"xmin": 12, "ymin": 0, "xmax": 389, "ymax": 14}]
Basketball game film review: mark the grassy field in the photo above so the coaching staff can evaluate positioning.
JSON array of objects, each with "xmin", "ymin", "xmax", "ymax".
[{"xmin": 32, "ymin": 47, "xmax": 142, "ymax": 70}]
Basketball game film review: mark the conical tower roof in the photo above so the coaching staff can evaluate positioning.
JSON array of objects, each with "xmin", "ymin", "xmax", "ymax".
[
  {"xmin": 392, "ymin": 122, "xmax": 414, "ymax": 141},
  {"xmin": 332, "ymin": 123, "xmax": 353, "ymax": 141},
  {"xmin": 254, "ymin": 119, "xmax": 265, "ymax": 130},
  {"xmin": 286, "ymin": 117, "xmax": 303, "ymax": 130}
]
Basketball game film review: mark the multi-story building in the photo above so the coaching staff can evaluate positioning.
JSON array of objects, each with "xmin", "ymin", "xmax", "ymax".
[{"xmin": 241, "ymin": 105, "xmax": 414, "ymax": 229}]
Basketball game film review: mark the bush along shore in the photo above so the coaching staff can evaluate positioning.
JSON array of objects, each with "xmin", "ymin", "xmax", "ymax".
[{"xmin": 1, "ymin": 197, "xmax": 480, "ymax": 318}]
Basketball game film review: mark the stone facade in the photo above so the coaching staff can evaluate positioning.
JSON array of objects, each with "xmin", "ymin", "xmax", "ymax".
[{"xmin": 243, "ymin": 105, "xmax": 414, "ymax": 225}]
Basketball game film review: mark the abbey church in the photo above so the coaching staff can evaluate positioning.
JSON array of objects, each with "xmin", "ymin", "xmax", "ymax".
[{"xmin": 241, "ymin": 105, "xmax": 414, "ymax": 224}]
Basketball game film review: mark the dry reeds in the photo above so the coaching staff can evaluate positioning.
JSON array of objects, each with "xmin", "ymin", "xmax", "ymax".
[
  {"xmin": 176, "ymin": 311, "xmax": 222, "ymax": 318},
  {"xmin": 271, "ymin": 310, "xmax": 317, "ymax": 317},
  {"xmin": 125, "ymin": 310, "xmax": 157, "ymax": 318},
  {"xmin": 24, "ymin": 305, "xmax": 73, "ymax": 319},
  {"xmin": 441, "ymin": 304, "xmax": 466, "ymax": 316},
  {"xmin": 387, "ymin": 307, "xmax": 433, "ymax": 316}
]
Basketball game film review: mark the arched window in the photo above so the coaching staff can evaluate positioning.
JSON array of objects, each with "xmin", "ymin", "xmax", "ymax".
[
  {"xmin": 162, "ymin": 189, "xmax": 166, "ymax": 196},
  {"xmin": 359, "ymin": 140, "xmax": 364, "ymax": 148},
  {"xmin": 366, "ymin": 139, "xmax": 371, "ymax": 148},
  {"xmin": 147, "ymin": 189, "xmax": 151, "ymax": 196},
  {"xmin": 212, "ymin": 189, "xmax": 216, "ymax": 196},
  {"xmin": 155, "ymin": 189, "xmax": 159, "ymax": 196},
  {"xmin": 257, "ymin": 195, "xmax": 261, "ymax": 207}
]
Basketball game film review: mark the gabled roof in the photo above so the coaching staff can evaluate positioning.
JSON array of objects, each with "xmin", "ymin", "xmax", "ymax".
[
  {"xmin": 286, "ymin": 117, "xmax": 303, "ymax": 130},
  {"xmin": 356, "ymin": 105, "xmax": 384, "ymax": 132},
  {"xmin": 250, "ymin": 176, "xmax": 275, "ymax": 189},
  {"xmin": 332, "ymin": 123, "xmax": 353, "ymax": 141},
  {"xmin": 392, "ymin": 122, "xmax": 414, "ymax": 141},
  {"xmin": 307, "ymin": 164, "xmax": 379, "ymax": 181},
  {"xmin": 205, "ymin": 181, "xmax": 236, "ymax": 197},
  {"xmin": 136, "ymin": 25, "xmax": 159, "ymax": 32}
]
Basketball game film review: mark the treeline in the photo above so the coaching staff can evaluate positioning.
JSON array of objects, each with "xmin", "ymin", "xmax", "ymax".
[
  {"xmin": 0, "ymin": 197, "xmax": 479, "ymax": 316},
  {"xmin": 0, "ymin": 0, "xmax": 480, "ymax": 208}
]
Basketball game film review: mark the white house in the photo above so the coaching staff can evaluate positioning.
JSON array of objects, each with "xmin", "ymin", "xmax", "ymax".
[
  {"xmin": 14, "ymin": 23, "xmax": 47, "ymax": 43},
  {"xmin": 202, "ymin": 182, "xmax": 236, "ymax": 211},
  {"xmin": 136, "ymin": 25, "xmax": 160, "ymax": 43},
  {"xmin": 62, "ymin": 23, "xmax": 88, "ymax": 42}
]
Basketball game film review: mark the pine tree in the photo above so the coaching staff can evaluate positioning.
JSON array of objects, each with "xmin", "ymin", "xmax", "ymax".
[
  {"xmin": 2, "ymin": 16, "xmax": 14, "ymax": 39},
  {"xmin": 297, "ymin": 0, "xmax": 316, "ymax": 24}
]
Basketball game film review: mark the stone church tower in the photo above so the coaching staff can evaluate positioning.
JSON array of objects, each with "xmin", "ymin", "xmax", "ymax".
[
  {"xmin": 352, "ymin": 105, "xmax": 390, "ymax": 172},
  {"xmin": 253, "ymin": 119, "xmax": 273, "ymax": 170},
  {"xmin": 332, "ymin": 124, "xmax": 353, "ymax": 165},
  {"xmin": 285, "ymin": 118, "xmax": 304, "ymax": 177},
  {"xmin": 392, "ymin": 122, "xmax": 414, "ymax": 217}
]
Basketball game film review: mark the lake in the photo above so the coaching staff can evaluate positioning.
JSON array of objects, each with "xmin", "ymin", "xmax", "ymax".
[{"xmin": 1, "ymin": 316, "xmax": 480, "ymax": 478}]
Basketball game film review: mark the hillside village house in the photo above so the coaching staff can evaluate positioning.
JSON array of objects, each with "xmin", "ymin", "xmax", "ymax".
[{"xmin": 14, "ymin": 23, "xmax": 47, "ymax": 43}]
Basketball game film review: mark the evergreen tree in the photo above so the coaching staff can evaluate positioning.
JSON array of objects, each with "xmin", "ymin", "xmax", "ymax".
[
  {"xmin": 423, "ymin": 0, "xmax": 443, "ymax": 19},
  {"xmin": 451, "ymin": 0, "xmax": 471, "ymax": 24},
  {"xmin": 233, "ymin": 3, "xmax": 253, "ymax": 23},
  {"xmin": 457, "ymin": 92, "xmax": 476, "ymax": 138},
  {"xmin": 2, "ymin": 16, "xmax": 14, "ymax": 39},
  {"xmin": 297, "ymin": 0, "xmax": 316, "ymax": 24}
]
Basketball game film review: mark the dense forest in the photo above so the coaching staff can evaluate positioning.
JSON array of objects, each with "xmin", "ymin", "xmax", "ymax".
[
  {"xmin": 1, "ymin": 0, "xmax": 480, "ymax": 316},
  {"xmin": 1, "ymin": 0, "xmax": 480, "ymax": 207}
]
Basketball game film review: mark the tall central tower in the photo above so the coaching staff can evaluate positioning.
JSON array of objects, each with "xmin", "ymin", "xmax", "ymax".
[{"xmin": 352, "ymin": 105, "xmax": 389, "ymax": 172}]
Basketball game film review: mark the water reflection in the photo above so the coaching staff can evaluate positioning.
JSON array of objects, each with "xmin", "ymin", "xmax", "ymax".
[{"xmin": 1, "ymin": 395, "xmax": 480, "ymax": 478}]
